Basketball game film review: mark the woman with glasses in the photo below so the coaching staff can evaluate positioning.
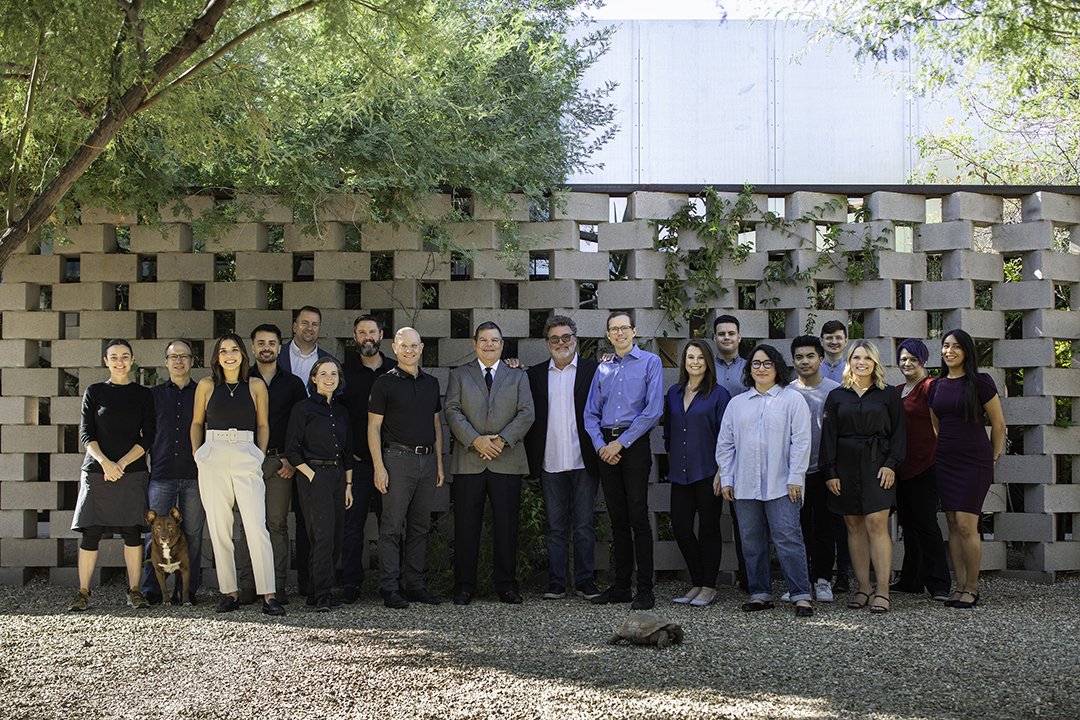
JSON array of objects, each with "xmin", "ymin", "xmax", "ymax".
[
  {"xmin": 716, "ymin": 344, "xmax": 813, "ymax": 617},
  {"xmin": 68, "ymin": 339, "xmax": 156, "ymax": 611},
  {"xmin": 820, "ymin": 340, "xmax": 906, "ymax": 614},
  {"xmin": 664, "ymin": 340, "xmax": 731, "ymax": 607},
  {"xmin": 191, "ymin": 332, "xmax": 285, "ymax": 616},
  {"xmin": 929, "ymin": 329, "xmax": 1006, "ymax": 609},
  {"xmin": 891, "ymin": 338, "xmax": 950, "ymax": 601}
]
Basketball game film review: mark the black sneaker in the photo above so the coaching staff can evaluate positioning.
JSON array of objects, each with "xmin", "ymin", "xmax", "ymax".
[
  {"xmin": 216, "ymin": 595, "xmax": 240, "ymax": 613},
  {"xmin": 576, "ymin": 580, "xmax": 602, "ymax": 600},
  {"xmin": 405, "ymin": 588, "xmax": 442, "ymax": 605},
  {"xmin": 590, "ymin": 586, "xmax": 633, "ymax": 605},
  {"xmin": 541, "ymin": 584, "xmax": 566, "ymax": 600},
  {"xmin": 834, "ymin": 574, "xmax": 850, "ymax": 593},
  {"xmin": 383, "ymin": 590, "xmax": 410, "ymax": 609},
  {"xmin": 314, "ymin": 595, "xmax": 332, "ymax": 613},
  {"xmin": 631, "ymin": 589, "xmax": 655, "ymax": 610},
  {"xmin": 262, "ymin": 598, "xmax": 287, "ymax": 616}
]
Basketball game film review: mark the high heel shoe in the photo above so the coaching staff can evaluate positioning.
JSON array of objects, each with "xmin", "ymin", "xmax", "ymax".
[{"xmin": 689, "ymin": 588, "xmax": 717, "ymax": 607}]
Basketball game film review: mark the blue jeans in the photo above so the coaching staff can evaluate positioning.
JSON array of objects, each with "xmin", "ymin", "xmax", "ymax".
[
  {"xmin": 735, "ymin": 496, "xmax": 811, "ymax": 602},
  {"xmin": 141, "ymin": 477, "xmax": 205, "ymax": 600},
  {"xmin": 541, "ymin": 469, "xmax": 599, "ymax": 589}
]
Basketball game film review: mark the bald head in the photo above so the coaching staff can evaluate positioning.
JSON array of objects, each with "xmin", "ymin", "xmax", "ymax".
[{"xmin": 391, "ymin": 327, "xmax": 423, "ymax": 374}]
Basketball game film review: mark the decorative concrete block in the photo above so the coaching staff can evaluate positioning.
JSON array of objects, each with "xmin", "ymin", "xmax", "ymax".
[
  {"xmin": 2, "ymin": 311, "xmax": 63, "ymax": 339},
  {"xmin": 80, "ymin": 253, "xmax": 138, "ymax": 282},
  {"xmin": 1029, "ymin": 542, "xmax": 1080, "ymax": 572},
  {"xmin": 624, "ymin": 191, "xmax": 688, "ymax": 221},
  {"xmin": 55, "ymin": 225, "xmax": 116, "ymax": 255},
  {"xmin": 835, "ymin": 221, "xmax": 896, "ymax": 252},
  {"xmin": 480, "ymin": 310, "xmax": 529, "ymax": 338},
  {"xmin": 448, "ymin": 221, "xmax": 498, "ymax": 251},
  {"xmin": 284, "ymin": 223, "xmax": 345, "ymax": 252},
  {"xmin": 438, "ymin": 339, "xmax": 478, "ymax": 367},
  {"xmin": 993, "ymin": 338, "xmax": 1056, "ymax": 368},
  {"xmin": 205, "ymin": 281, "xmax": 266, "ymax": 310},
  {"xmin": 1021, "ymin": 192, "xmax": 1080, "ymax": 224},
  {"xmin": 3, "ymin": 255, "xmax": 63, "ymax": 284},
  {"xmin": 235, "ymin": 252, "xmax": 292, "ymax": 282},
  {"xmin": 755, "ymin": 221, "xmax": 815, "ymax": 252},
  {"xmin": 519, "ymin": 279, "xmax": 577, "ymax": 309},
  {"xmin": 421, "ymin": 194, "xmax": 453, "ymax": 218},
  {"xmin": 723, "ymin": 252, "xmax": 771, "ymax": 281},
  {"xmin": 0, "ymin": 397, "xmax": 36, "ymax": 424},
  {"xmin": 0, "ymin": 510, "xmax": 36, "ymax": 538},
  {"xmin": 597, "ymin": 280, "xmax": 657, "ymax": 309},
  {"xmin": 707, "ymin": 192, "xmax": 769, "ymax": 221},
  {"xmin": 865, "ymin": 192, "xmax": 926, "ymax": 223},
  {"xmin": 436, "ymin": 280, "xmax": 498, "ymax": 309},
  {"xmin": 49, "ymin": 396, "xmax": 82, "ymax": 425},
  {"xmin": 518, "ymin": 221, "xmax": 578, "ymax": 251},
  {"xmin": 471, "ymin": 252, "xmax": 524, "ymax": 281},
  {"xmin": 283, "ymin": 280, "xmax": 343, "ymax": 311},
  {"xmin": 361, "ymin": 280, "xmax": 419, "ymax": 310},
  {"xmin": 51, "ymin": 453, "xmax": 84, "ymax": 483},
  {"xmin": 941, "ymin": 249, "xmax": 1003, "ymax": 282},
  {"xmin": 1, "ymin": 425, "xmax": 60, "ymax": 453},
  {"xmin": 785, "ymin": 192, "xmax": 847, "ymax": 223},
  {"xmin": 993, "ymin": 280, "xmax": 1054, "ymax": 311},
  {"xmin": 629, "ymin": 250, "xmax": 672, "ymax": 280},
  {"xmin": 1023, "ymin": 367, "xmax": 1079, "ymax": 397},
  {"xmin": 51, "ymin": 283, "xmax": 114, "ymax": 312},
  {"xmin": 77, "ymin": 368, "xmax": 110, "ymax": 394},
  {"xmin": 205, "ymin": 223, "xmax": 267, "ymax": 252},
  {"xmin": 996, "ymin": 455, "xmax": 1054, "ymax": 485},
  {"xmin": 553, "ymin": 250, "xmax": 611, "ymax": 281},
  {"xmin": 942, "ymin": 309, "xmax": 1004, "ymax": 339},
  {"xmin": 551, "ymin": 192, "xmax": 610, "ymax": 223},
  {"xmin": 0, "ymin": 340, "xmax": 37, "ymax": 368},
  {"xmin": 235, "ymin": 194, "xmax": 292, "ymax": 223},
  {"xmin": 632, "ymin": 309, "xmax": 680, "ymax": 339},
  {"xmin": 314, "ymin": 193, "xmax": 371, "ymax": 223},
  {"xmin": 0, "ymin": 538, "xmax": 63, "ymax": 567},
  {"xmin": 994, "ymin": 513, "xmax": 1055, "ymax": 543},
  {"xmin": 1001, "ymin": 396, "xmax": 1055, "ymax": 426},
  {"xmin": 401, "ymin": 310, "xmax": 450, "ymax": 338},
  {"xmin": 1022, "ymin": 250, "xmax": 1080, "ymax": 283},
  {"xmin": 1024, "ymin": 309, "xmax": 1080, "ymax": 339},
  {"xmin": 912, "ymin": 280, "xmax": 974, "ymax": 310},
  {"xmin": 1024, "ymin": 425, "xmax": 1080, "ymax": 454},
  {"xmin": 77, "ymin": 311, "xmax": 137, "ymax": 339},
  {"xmin": 914, "ymin": 221, "xmax": 974, "ymax": 252},
  {"xmin": 992, "ymin": 221, "xmax": 1054, "ymax": 253},
  {"xmin": 50, "ymin": 340, "xmax": 102, "ymax": 369},
  {"xmin": 0, "ymin": 283, "xmax": 38, "ymax": 311},
  {"xmin": 942, "ymin": 192, "xmax": 1003, "ymax": 224},
  {"xmin": 598, "ymin": 220, "xmax": 655, "ymax": 250},
  {"xmin": 129, "ymin": 282, "xmax": 191, "ymax": 310},
  {"xmin": 877, "ymin": 251, "xmax": 927, "ymax": 282},
  {"xmin": 833, "ymin": 279, "xmax": 895, "ymax": 309},
  {"xmin": 0, "ymin": 453, "xmax": 36, "ymax": 481},
  {"xmin": 159, "ymin": 195, "xmax": 215, "ymax": 223},
  {"xmin": 313, "ymin": 251, "xmax": 370, "ymax": 281},
  {"xmin": 0, "ymin": 481, "xmax": 62, "ymax": 510},
  {"xmin": 392, "ymin": 251, "xmax": 451, "ymax": 281},
  {"xmin": 155, "ymin": 310, "xmax": 214, "ymax": 340},
  {"xmin": 362, "ymin": 224, "xmax": 422, "ymax": 252},
  {"xmin": 553, "ymin": 309, "xmax": 609, "ymax": 337},
  {"xmin": 130, "ymin": 224, "xmax": 193, "ymax": 253},
  {"xmin": 0, "ymin": 369, "xmax": 61, "ymax": 400},
  {"xmin": 864, "ymin": 309, "xmax": 927, "ymax": 339},
  {"xmin": 156, "ymin": 252, "xmax": 214, "ymax": 282},
  {"xmin": 760, "ymin": 282, "xmax": 811, "ymax": 310},
  {"xmin": 516, "ymin": 338, "xmax": 550, "ymax": 367},
  {"xmin": 473, "ymin": 194, "xmax": 530, "ymax": 222},
  {"xmin": 81, "ymin": 207, "xmax": 129, "ymax": 225}
]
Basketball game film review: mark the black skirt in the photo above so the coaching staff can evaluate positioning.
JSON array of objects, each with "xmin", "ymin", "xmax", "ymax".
[{"xmin": 71, "ymin": 466, "xmax": 150, "ymax": 531}]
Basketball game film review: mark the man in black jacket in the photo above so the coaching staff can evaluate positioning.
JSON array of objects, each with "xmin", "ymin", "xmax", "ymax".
[{"xmin": 524, "ymin": 315, "xmax": 601, "ymax": 601}]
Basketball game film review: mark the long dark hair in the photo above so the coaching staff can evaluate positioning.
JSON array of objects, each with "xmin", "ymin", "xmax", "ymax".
[
  {"xmin": 942, "ymin": 328, "xmax": 982, "ymax": 423},
  {"xmin": 742, "ymin": 343, "xmax": 792, "ymax": 388},
  {"xmin": 210, "ymin": 332, "xmax": 250, "ymax": 385},
  {"xmin": 677, "ymin": 340, "xmax": 717, "ymax": 395}
]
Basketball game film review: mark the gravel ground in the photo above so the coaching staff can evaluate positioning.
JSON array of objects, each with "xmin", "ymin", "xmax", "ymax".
[{"xmin": 1, "ymin": 576, "xmax": 1077, "ymax": 720}]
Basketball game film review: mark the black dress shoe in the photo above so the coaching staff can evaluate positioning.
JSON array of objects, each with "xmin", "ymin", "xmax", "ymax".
[
  {"xmin": 630, "ymin": 589, "xmax": 655, "ymax": 610},
  {"xmin": 342, "ymin": 585, "xmax": 360, "ymax": 604},
  {"xmin": 497, "ymin": 589, "xmax": 523, "ymax": 605},
  {"xmin": 215, "ymin": 595, "xmax": 240, "ymax": 613},
  {"xmin": 453, "ymin": 590, "xmax": 473, "ymax": 606},
  {"xmin": 383, "ymin": 590, "xmax": 410, "ymax": 609},
  {"xmin": 315, "ymin": 595, "xmax": 332, "ymax": 613},
  {"xmin": 262, "ymin": 598, "xmax": 287, "ymax": 616},
  {"xmin": 405, "ymin": 588, "xmax": 443, "ymax": 605},
  {"xmin": 590, "ymin": 586, "xmax": 633, "ymax": 605}
]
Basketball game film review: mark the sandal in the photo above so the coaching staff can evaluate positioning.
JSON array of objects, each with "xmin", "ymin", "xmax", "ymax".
[
  {"xmin": 847, "ymin": 591, "xmax": 871, "ymax": 609},
  {"xmin": 951, "ymin": 591, "xmax": 979, "ymax": 609},
  {"xmin": 740, "ymin": 600, "xmax": 775, "ymax": 612},
  {"xmin": 944, "ymin": 589, "xmax": 964, "ymax": 608},
  {"xmin": 869, "ymin": 595, "xmax": 891, "ymax": 614}
]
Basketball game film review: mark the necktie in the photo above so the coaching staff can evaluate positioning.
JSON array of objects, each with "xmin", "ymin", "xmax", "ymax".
[{"xmin": 485, "ymin": 366, "xmax": 493, "ymax": 390}]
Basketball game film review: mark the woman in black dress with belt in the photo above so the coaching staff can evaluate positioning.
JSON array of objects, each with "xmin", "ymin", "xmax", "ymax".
[
  {"xmin": 69, "ymin": 339, "xmax": 155, "ymax": 611},
  {"xmin": 820, "ymin": 340, "xmax": 905, "ymax": 614}
]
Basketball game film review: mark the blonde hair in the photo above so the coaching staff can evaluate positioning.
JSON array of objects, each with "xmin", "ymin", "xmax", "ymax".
[{"xmin": 841, "ymin": 339, "xmax": 887, "ymax": 390}]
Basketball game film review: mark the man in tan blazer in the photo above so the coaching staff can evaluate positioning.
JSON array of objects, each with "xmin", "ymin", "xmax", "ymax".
[{"xmin": 444, "ymin": 321, "xmax": 535, "ymax": 605}]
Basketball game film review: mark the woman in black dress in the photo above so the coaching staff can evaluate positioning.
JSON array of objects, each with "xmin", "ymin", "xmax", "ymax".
[
  {"xmin": 286, "ymin": 356, "xmax": 354, "ymax": 612},
  {"xmin": 820, "ymin": 340, "xmax": 905, "ymax": 614},
  {"xmin": 69, "ymin": 339, "xmax": 156, "ymax": 611}
]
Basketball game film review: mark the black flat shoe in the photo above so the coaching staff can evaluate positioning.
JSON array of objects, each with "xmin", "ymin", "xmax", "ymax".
[
  {"xmin": 262, "ymin": 598, "xmax": 287, "ymax": 616},
  {"xmin": 741, "ymin": 600, "xmax": 775, "ymax": 612},
  {"xmin": 951, "ymin": 591, "xmax": 979, "ymax": 609},
  {"xmin": 498, "ymin": 589, "xmax": 523, "ymax": 605},
  {"xmin": 216, "ymin": 595, "xmax": 240, "ymax": 613},
  {"xmin": 405, "ymin": 588, "xmax": 442, "ymax": 605},
  {"xmin": 453, "ymin": 590, "xmax": 472, "ymax": 606}
]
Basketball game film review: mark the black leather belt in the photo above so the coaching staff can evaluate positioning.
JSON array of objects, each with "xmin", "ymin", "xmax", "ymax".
[
  {"xmin": 602, "ymin": 427, "xmax": 629, "ymax": 441},
  {"xmin": 266, "ymin": 447, "xmax": 280, "ymax": 455},
  {"xmin": 308, "ymin": 459, "xmax": 341, "ymax": 467},
  {"xmin": 384, "ymin": 442, "xmax": 434, "ymax": 455}
]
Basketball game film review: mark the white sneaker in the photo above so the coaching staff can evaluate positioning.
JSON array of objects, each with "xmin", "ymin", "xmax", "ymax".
[
  {"xmin": 780, "ymin": 592, "xmax": 792, "ymax": 603},
  {"xmin": 814, "ymin": 578, "xmax": 834, "ymax": 602}
]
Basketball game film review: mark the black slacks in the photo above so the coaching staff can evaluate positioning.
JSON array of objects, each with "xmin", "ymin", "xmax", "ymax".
[
  {"xmin": 453, "ymin": 469, "xmax": 521, "ymax": 594},
  {"xmin": 598, "ymin": 438, "xmax": 653, "ymax": 593},
  {"xmin": 800, "ymin": 470, "xmax": 837, "ymax": 582},
  {"xmin": 896, "ymin": 466, "xmax": 951, "ymax": 594},
  {"xmin": 670, "ymin": 478, "xmax": 723, "ymax": 588},
  {"xmin": 295, "ymin": 466, "xmax": 345, "ymax": 599}
]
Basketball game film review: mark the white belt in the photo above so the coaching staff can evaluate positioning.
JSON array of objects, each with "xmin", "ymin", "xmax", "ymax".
[{"xmin": 206, "ymin": 429, "xmax": 254, "ymax": 443}]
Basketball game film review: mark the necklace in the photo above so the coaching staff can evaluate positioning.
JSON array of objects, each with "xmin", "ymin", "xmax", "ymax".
[{"xmin": 224, "ymin": 381, "xmax": 240, "ymax": 397}]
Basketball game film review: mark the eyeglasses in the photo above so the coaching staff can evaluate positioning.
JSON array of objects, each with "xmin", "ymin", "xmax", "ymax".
[
  {"xmin": 546, "ymin": 333, "xmax": 575, "ymax": 346},
  {"xmin": 166, "ymin": 354, "xmax": 192, "ymax": 362},
  {"xmin": 751, "ymin": 360, "xmax": 775, "ymax": 369},
  {"xmin": 607, "ymin": 325, "xmax": 633, "ymax": 334}
]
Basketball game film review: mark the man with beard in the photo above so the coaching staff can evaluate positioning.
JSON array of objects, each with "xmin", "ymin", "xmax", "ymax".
[
  {"xmin": 339, "ymin": 315, "xmax": 397, "ymax": 603},
  {"xmin": 235, "ymin": 324, "xmax": 307, "ymax": 603}
]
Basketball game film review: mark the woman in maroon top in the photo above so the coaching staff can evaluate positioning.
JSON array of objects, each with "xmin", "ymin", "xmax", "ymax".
[{"xmin": 891, "ymin": 339, "xmax": 950, "ymax": 600}]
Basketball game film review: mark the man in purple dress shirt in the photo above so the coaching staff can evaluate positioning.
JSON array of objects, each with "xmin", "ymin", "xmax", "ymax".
[{"xmin": 584, "ymin": 311, "xmax": 664, "ymax": 610}]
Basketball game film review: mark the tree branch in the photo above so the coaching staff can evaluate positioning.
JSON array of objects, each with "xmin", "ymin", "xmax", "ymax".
[{"xmin": 6, "ymin": 18, "xmax": 45, "ymax": 226}]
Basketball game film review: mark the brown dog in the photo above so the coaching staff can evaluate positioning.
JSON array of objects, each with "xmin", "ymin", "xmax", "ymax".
[{"xmin": 146, "ymin": 508, "xmax": 192, "ymax": 606}]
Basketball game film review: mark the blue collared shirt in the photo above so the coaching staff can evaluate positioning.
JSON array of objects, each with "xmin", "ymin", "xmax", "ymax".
[
  {"xmin": 715, "ymin": 355, "xmax": 749, "ymax": 398},
  {"xmin": 820, "ymin": 356, "xmax": 845, "ymax": 384},
  {"xmin": 716, "ymin": 383, "xmax": 811, "ymax": 501},
  {"xmin": 584, "ymin": 345, "xmax": 664, "ymax": 451},
  {"xmin": 664, "ymin": 383, "xmax": 731, "ymax": 484},
  {"xmin": 149, "ymin": 379, "xmax": 197, "ymax": 480}
]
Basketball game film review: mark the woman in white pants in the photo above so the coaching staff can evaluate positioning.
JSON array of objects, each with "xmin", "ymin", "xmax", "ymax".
[{"xmin": 191, "ymin": 332, "xmax": 285, "ymax": 616}]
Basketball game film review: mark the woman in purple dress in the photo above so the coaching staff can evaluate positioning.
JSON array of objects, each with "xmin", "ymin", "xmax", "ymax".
[{"xmin": 928, "ymin": 329, "xmax": 1006, "ymax": 609}]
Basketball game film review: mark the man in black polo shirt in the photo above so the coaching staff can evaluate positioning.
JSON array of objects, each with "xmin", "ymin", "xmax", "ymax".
[
  {"xmin": 339, "ymin": 314, "xmax": 397, "ymax": 603},
  {"xmin": 236, "ymin": 323, "xmax": 308, "ymax": 604},
  {"xmin": 368, "ymin": 327, "xmax": 444, "ymax": 609}
]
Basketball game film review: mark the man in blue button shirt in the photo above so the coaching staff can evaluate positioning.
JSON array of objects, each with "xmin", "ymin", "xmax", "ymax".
[
  {"xmin": 141, "ymin": 339, "xmax": 203, "ymax": 604},
  {"xmin": 713, "ymin": 314, "xmax": 748, "ymax": 398},
  {"xmin": 584, "ymin": 311, "xmax": 664, "ymax": 610}
]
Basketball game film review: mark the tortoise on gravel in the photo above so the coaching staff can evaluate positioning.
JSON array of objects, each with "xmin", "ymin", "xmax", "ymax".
[{"xmin": 607, "ymin": 612, "xmax": 684, "ymax": 648}]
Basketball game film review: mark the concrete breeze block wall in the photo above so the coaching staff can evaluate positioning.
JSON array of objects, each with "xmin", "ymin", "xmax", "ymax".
[{"xmin": 1, "ymin": 188, "xmax": 1078, "ymax": 586}]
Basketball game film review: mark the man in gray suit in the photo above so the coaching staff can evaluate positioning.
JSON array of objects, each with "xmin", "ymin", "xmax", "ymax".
[{"xmin": 444, "ymin": 321, "xmax": 536, "ymax": 605}]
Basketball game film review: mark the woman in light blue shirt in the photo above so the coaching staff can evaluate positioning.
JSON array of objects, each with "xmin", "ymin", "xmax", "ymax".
[{"xmin": 715, "ymin": 344, "xmax": 813, "ymax": 616}]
